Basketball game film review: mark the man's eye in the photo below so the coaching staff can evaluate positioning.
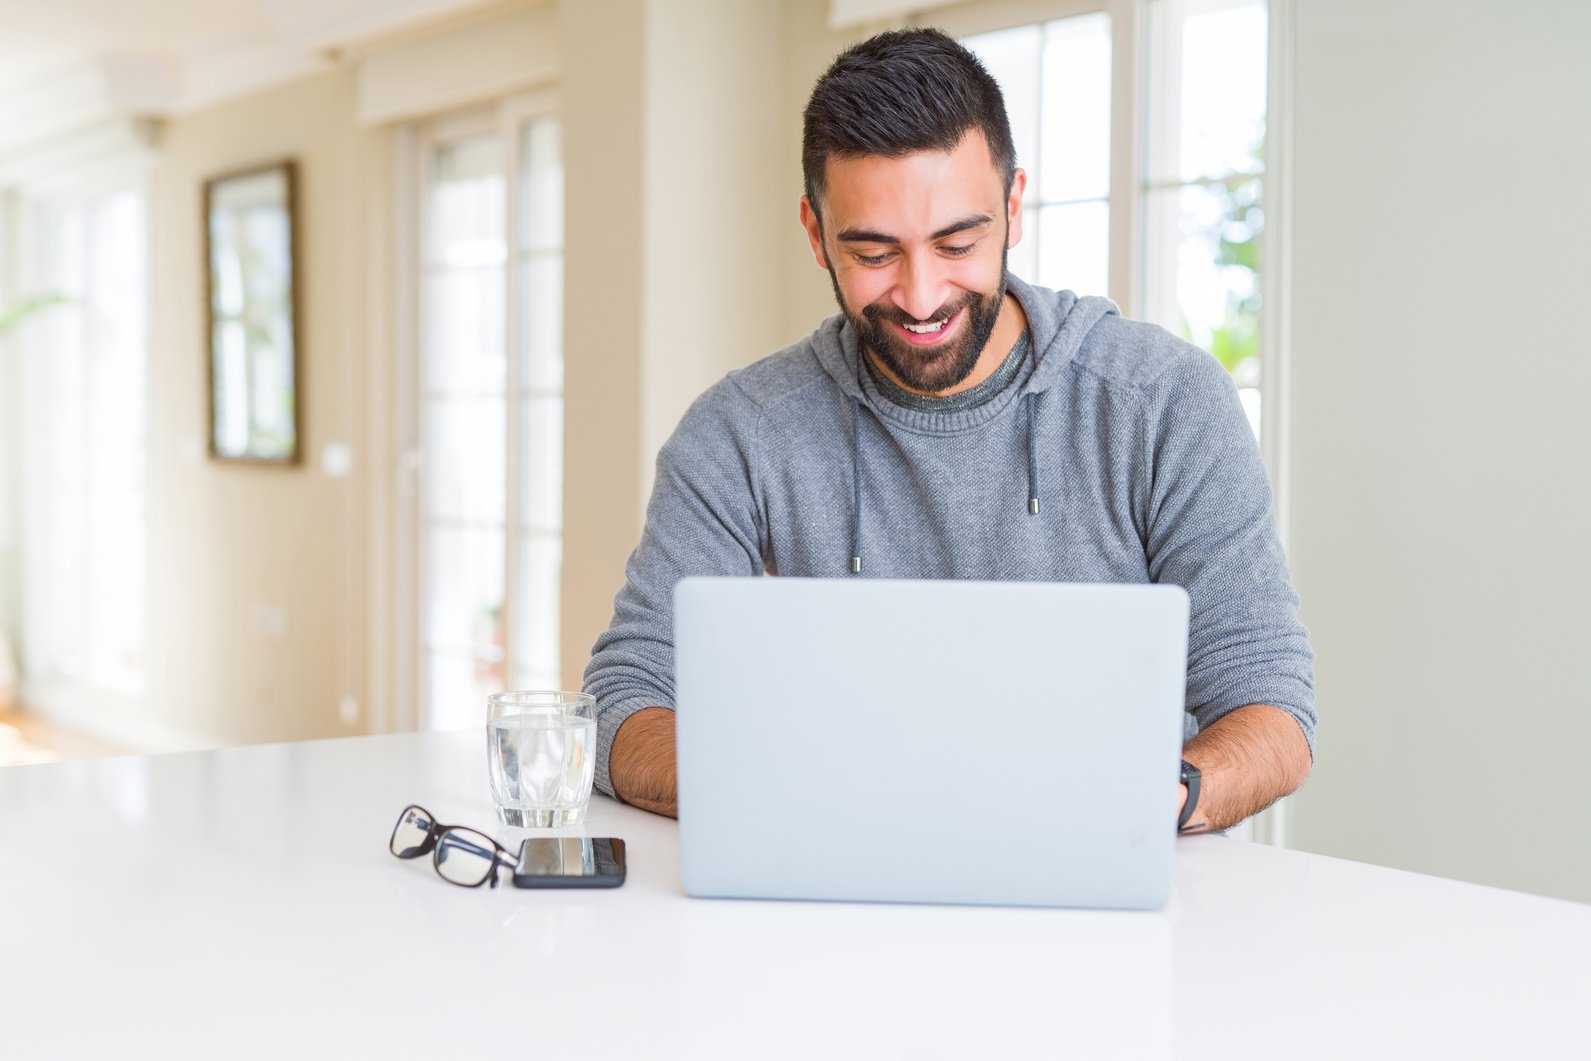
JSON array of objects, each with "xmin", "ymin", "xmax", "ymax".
[
  {"xmin": 940, "ymin": 243, "xmax": 976, "ymax": 257},
  {"xmin": 854, "ymin": 252, "xmax": 894, "ymax": 266}
]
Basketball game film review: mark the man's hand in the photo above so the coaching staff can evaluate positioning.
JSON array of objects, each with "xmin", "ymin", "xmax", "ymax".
[
  {"xmin": 1177, "ymin": 704, "xmax": 1312, "ymax": 833},
  {"xmin": 610, "ymin": 706, "xmax": 679, "ymax": 818}
]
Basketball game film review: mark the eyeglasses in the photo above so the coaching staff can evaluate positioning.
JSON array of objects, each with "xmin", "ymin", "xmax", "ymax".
[{"xmin": 389, "ymin": 804, "xmax": 516, "ymax": 888}]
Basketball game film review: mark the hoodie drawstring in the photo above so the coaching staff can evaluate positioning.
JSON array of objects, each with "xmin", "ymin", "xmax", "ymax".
[
  {"xmin": 1026, "ymin": 392, "xmax": 1041, "ymax": 515},
  {"xmin": 850, "ymin": 396, "xmax": 864, "ymax": 573}
]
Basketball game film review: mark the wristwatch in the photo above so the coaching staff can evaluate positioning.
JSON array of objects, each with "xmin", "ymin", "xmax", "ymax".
[{"xmin": 1177, "ymin": 759, "xmax": 1201, "ymax": 831}]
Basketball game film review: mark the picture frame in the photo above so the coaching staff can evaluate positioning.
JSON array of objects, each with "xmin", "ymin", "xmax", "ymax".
[{"xmin": 203, "ymin": 159, "xmax": 301, "ymax": 464}]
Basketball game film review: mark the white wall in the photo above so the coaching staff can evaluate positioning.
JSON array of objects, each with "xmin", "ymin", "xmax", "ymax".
[{"xmin": 1285, "ymin": 0, "xmax": 1591, "ymax": 902}]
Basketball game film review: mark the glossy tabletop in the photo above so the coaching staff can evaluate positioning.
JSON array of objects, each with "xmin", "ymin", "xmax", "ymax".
[{"xmin": 2, "ymin": 731, "xmax": 1588, "ymax": 1059}]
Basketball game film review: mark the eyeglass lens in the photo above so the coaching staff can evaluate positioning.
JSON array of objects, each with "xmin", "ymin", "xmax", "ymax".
[
  {"xmin": 434, "ymin": 827, "xmax": 501, "ymax": 887},
  {"xmin": 390, "ymin": 805, "xmax": 436, "ymax": 859}
]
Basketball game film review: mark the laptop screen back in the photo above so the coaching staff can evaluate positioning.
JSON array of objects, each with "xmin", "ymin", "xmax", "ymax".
[{"xmin": 674, "ymin": 577, "xmax": 1189, "ymax": 909}]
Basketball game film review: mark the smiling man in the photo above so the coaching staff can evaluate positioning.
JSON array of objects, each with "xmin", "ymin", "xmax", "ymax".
[{"xmin": 584, "ymin": 29, "xmax": 1315, "ymax": 832}]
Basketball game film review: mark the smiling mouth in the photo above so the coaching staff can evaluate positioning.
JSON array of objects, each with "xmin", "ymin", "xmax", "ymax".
[{"xmin": 891, "ymin": 309, "xmax": 961, "ymax": 346}]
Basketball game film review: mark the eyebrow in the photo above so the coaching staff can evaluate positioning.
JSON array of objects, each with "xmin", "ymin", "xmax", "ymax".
[{"xmin": 835, "ymin": 213, "xmax": 994, "ymax": 245}]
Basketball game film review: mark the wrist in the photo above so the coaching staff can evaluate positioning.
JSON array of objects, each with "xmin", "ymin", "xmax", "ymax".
[
  {"xmin": 611, "ymin": 706, "xmax": 679, "ymax": 817},
  {"xmin": 1177, "ymin": 759, "xmax": 1201, "ymax": 831}
]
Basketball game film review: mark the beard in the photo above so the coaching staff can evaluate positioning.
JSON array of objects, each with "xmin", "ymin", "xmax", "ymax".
[{"xmin": 828, "ymin": 246, "xmax": 1009, "ymax": 394}]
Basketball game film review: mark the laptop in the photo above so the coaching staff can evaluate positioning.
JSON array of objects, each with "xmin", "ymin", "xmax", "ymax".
[{"xmin": 673, "ymin": 577, "xmax": 1190, "ymax": 910}]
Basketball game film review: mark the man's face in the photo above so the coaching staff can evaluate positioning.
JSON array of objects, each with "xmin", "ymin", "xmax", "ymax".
[{"xmin": 800, "ymin": 129, "xmax": 1025, "ymax": 394}]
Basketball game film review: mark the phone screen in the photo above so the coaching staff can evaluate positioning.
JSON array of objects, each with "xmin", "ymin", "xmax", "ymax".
[{"xmin": 512, "ymin": 837, "xmax": 626, "ymax": 888}]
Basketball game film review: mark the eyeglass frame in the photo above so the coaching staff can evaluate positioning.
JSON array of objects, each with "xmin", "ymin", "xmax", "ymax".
[{"xmin": 388, "ymin": 804, "xmax": 516, "ymax": 889}]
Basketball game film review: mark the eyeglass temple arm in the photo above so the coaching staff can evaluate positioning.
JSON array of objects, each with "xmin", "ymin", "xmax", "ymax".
[{"xmin": 439, "ymin": 832, "xmax": 515, "ymax": 866}]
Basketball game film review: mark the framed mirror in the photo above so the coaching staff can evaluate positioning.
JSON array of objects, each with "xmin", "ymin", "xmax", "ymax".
[{"xmin": 204, "ymin": 160, "xmax": 301, "ymax": 464}]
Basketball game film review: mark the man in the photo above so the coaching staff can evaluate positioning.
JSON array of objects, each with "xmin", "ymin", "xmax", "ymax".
[{"xmin": 584, "ymin": 28, "xmax": 1314, "ymax": 832}]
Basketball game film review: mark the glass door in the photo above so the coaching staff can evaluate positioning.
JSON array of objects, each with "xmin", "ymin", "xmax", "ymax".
[{"xmin": 414, "ymin": 95, "xmax": 564, "ymax": 731}]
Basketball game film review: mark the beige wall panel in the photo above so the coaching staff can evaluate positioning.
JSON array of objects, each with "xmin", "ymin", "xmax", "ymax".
[
  {"xmin": 560, "ymin": 0, "xmax": 649, "ymax": 691},
  {"xmin": 640, "ymin": 0, "xmax": 786, "ymax": 490},
  {"xmin": 562, "ymin": 0, "xmax": 792, "ymax": 689},
  {"xmin": 149, "ymin": 69, "xmax": 377, "ymax": 744},
  {"xmin": 777, "ymin": 0, "xmax": 883, "ymax": 346}
]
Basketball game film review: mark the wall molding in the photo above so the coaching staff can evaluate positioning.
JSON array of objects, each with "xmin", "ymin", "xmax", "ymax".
[{"xmin": 356, "ymin": 4, "xmax": 558, "ymax": 127}]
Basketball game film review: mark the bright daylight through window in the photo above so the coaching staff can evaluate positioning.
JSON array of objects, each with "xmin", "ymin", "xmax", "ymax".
[
  {"xmin": 965, "ymin": 0, "xmax": 1270, "ymax": 437},
  {"xmin": 17, "ymin": 188, "xmax": 149, "ymax": 698}
]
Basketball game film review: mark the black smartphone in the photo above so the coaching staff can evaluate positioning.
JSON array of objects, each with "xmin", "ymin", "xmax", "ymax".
[{"xmin": 512, "ymin": 837, "xmax": 627, "ymax": 888}]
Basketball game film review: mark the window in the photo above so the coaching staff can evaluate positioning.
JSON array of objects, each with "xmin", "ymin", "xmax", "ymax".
[
  {"xmin": 963, "ymin": 0, "xmax": 1271, "ymax": 436},
  {"xmin": 407, "ymin": 95, "xmax": 564, "ymax": 730},
  {"xmin": 1142, "ymin": 0, "xmax": 1269, "ymax": 435},
  {"xmin": 15, "ymin": 186, "xmax": 149, "ymax": 698},
  {"xmin": 967, "ymin": 13, "xmax": 1114, "ymax": 298}
]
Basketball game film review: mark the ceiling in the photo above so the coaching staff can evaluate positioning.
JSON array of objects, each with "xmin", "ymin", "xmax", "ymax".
[
  {"xmin": 0, "ymin": 1, "xmax": 259, "ymax": 80},
  {"xmin": 0, "ymin": 0, "xmax": 516, "ymax": 152}
]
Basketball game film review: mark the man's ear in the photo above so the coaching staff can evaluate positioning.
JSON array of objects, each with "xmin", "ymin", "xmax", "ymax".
[
  {"xmin": 1006, "ymin": 168, "xmax": 1027, "ymax": 250},
  {"xmin": 799, "ymin": 194, "xmax": 829, "ymax": 270}
]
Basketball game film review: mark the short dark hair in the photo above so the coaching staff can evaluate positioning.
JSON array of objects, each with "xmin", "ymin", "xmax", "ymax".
[{"xmin": 802, "ymin": 27, "xmax": 1017, "ymax": 223}]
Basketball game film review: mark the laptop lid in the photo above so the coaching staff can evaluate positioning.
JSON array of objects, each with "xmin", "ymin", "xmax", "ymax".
[{"xmin": 674, "ymin": 577, "xmax": 1190, "ymax": 910}]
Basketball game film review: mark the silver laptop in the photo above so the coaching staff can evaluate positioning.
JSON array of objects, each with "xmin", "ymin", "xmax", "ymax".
[{"xmin": 674, "ymin": 577, "xmax": 1190, "ymax": 910}]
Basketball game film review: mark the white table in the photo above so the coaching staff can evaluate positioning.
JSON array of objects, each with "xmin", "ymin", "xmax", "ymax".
[{"xmin": 2, "ymin": 732, "xmax": 1588, "ymax": 1059}]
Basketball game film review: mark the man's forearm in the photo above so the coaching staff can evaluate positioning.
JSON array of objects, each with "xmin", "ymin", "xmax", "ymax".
[
  {"xmin": 1178, "ymin": 704, "xmax": 1312, "ymax": 833},
  {"xmin": 610, "ymin": 701, "xmax": 1306, "ymax": 828},
  {"xmin": 610, "ymin": 706, "xmax": 679, "ymax": 818}
]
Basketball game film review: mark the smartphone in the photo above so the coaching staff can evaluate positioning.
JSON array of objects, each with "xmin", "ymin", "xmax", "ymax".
[{"xmin": 512, "ymin": 837, "xmax": 627, "ymax": 888}]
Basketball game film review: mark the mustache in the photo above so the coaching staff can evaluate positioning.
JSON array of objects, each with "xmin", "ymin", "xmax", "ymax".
[{"xmin": 860, "ymin": 293, "xmax": 977, "ymax": 328}]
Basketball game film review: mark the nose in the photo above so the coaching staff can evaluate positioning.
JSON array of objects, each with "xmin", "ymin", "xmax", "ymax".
[{"xmin": 892, "ymin": 253, "xmax": 954, "ymax": 323}]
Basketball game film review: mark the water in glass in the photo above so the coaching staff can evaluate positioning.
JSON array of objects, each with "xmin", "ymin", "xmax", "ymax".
[{"xmin": 488, "ymin": 711, "xmax": 596, "ymax": 827}]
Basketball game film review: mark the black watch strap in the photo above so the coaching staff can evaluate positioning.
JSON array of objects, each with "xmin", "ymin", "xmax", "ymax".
[{"xmin": 1178, "ymin": 759, "xmax": 1201, "ymax": 831}]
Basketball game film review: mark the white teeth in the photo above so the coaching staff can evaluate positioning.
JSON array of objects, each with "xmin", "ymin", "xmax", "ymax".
[{"xmin": 903, "ymin": 319, "xmax": 947, "ymax": 334}]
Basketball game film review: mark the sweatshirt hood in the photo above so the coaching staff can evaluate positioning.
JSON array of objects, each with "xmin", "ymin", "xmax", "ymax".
[{"xmin": 811, "ymin": 275, "xmax": 1119, "ymax": 575}]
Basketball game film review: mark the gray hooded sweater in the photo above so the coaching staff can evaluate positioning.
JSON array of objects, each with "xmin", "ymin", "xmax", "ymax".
[{"xmin": 583, "ymin": 273, "xmax": 1315, "ymax": 797}]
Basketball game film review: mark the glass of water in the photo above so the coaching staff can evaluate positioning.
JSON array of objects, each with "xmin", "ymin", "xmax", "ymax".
[{"xmin": 486, "ymin": 691, "xmax": 598, "ymax": 828}]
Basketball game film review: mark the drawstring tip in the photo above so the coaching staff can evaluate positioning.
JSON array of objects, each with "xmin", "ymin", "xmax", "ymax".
[
  {"xmin": 850, "ymin": 556, "xmax": 861, "ymax": 574},
  {"xmin": 1028, "ymin": 498, "xmax": 1040, "ymax": 515}
]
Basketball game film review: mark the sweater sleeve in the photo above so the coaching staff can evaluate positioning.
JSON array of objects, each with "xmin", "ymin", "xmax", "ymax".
[
  {"xmin": 582, "ymin": 380, "xmax": 765, "ymax": 796},
  {"xmin": 1139, "ymin": 349, "xmax": 1317, "ymax": 755}
]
